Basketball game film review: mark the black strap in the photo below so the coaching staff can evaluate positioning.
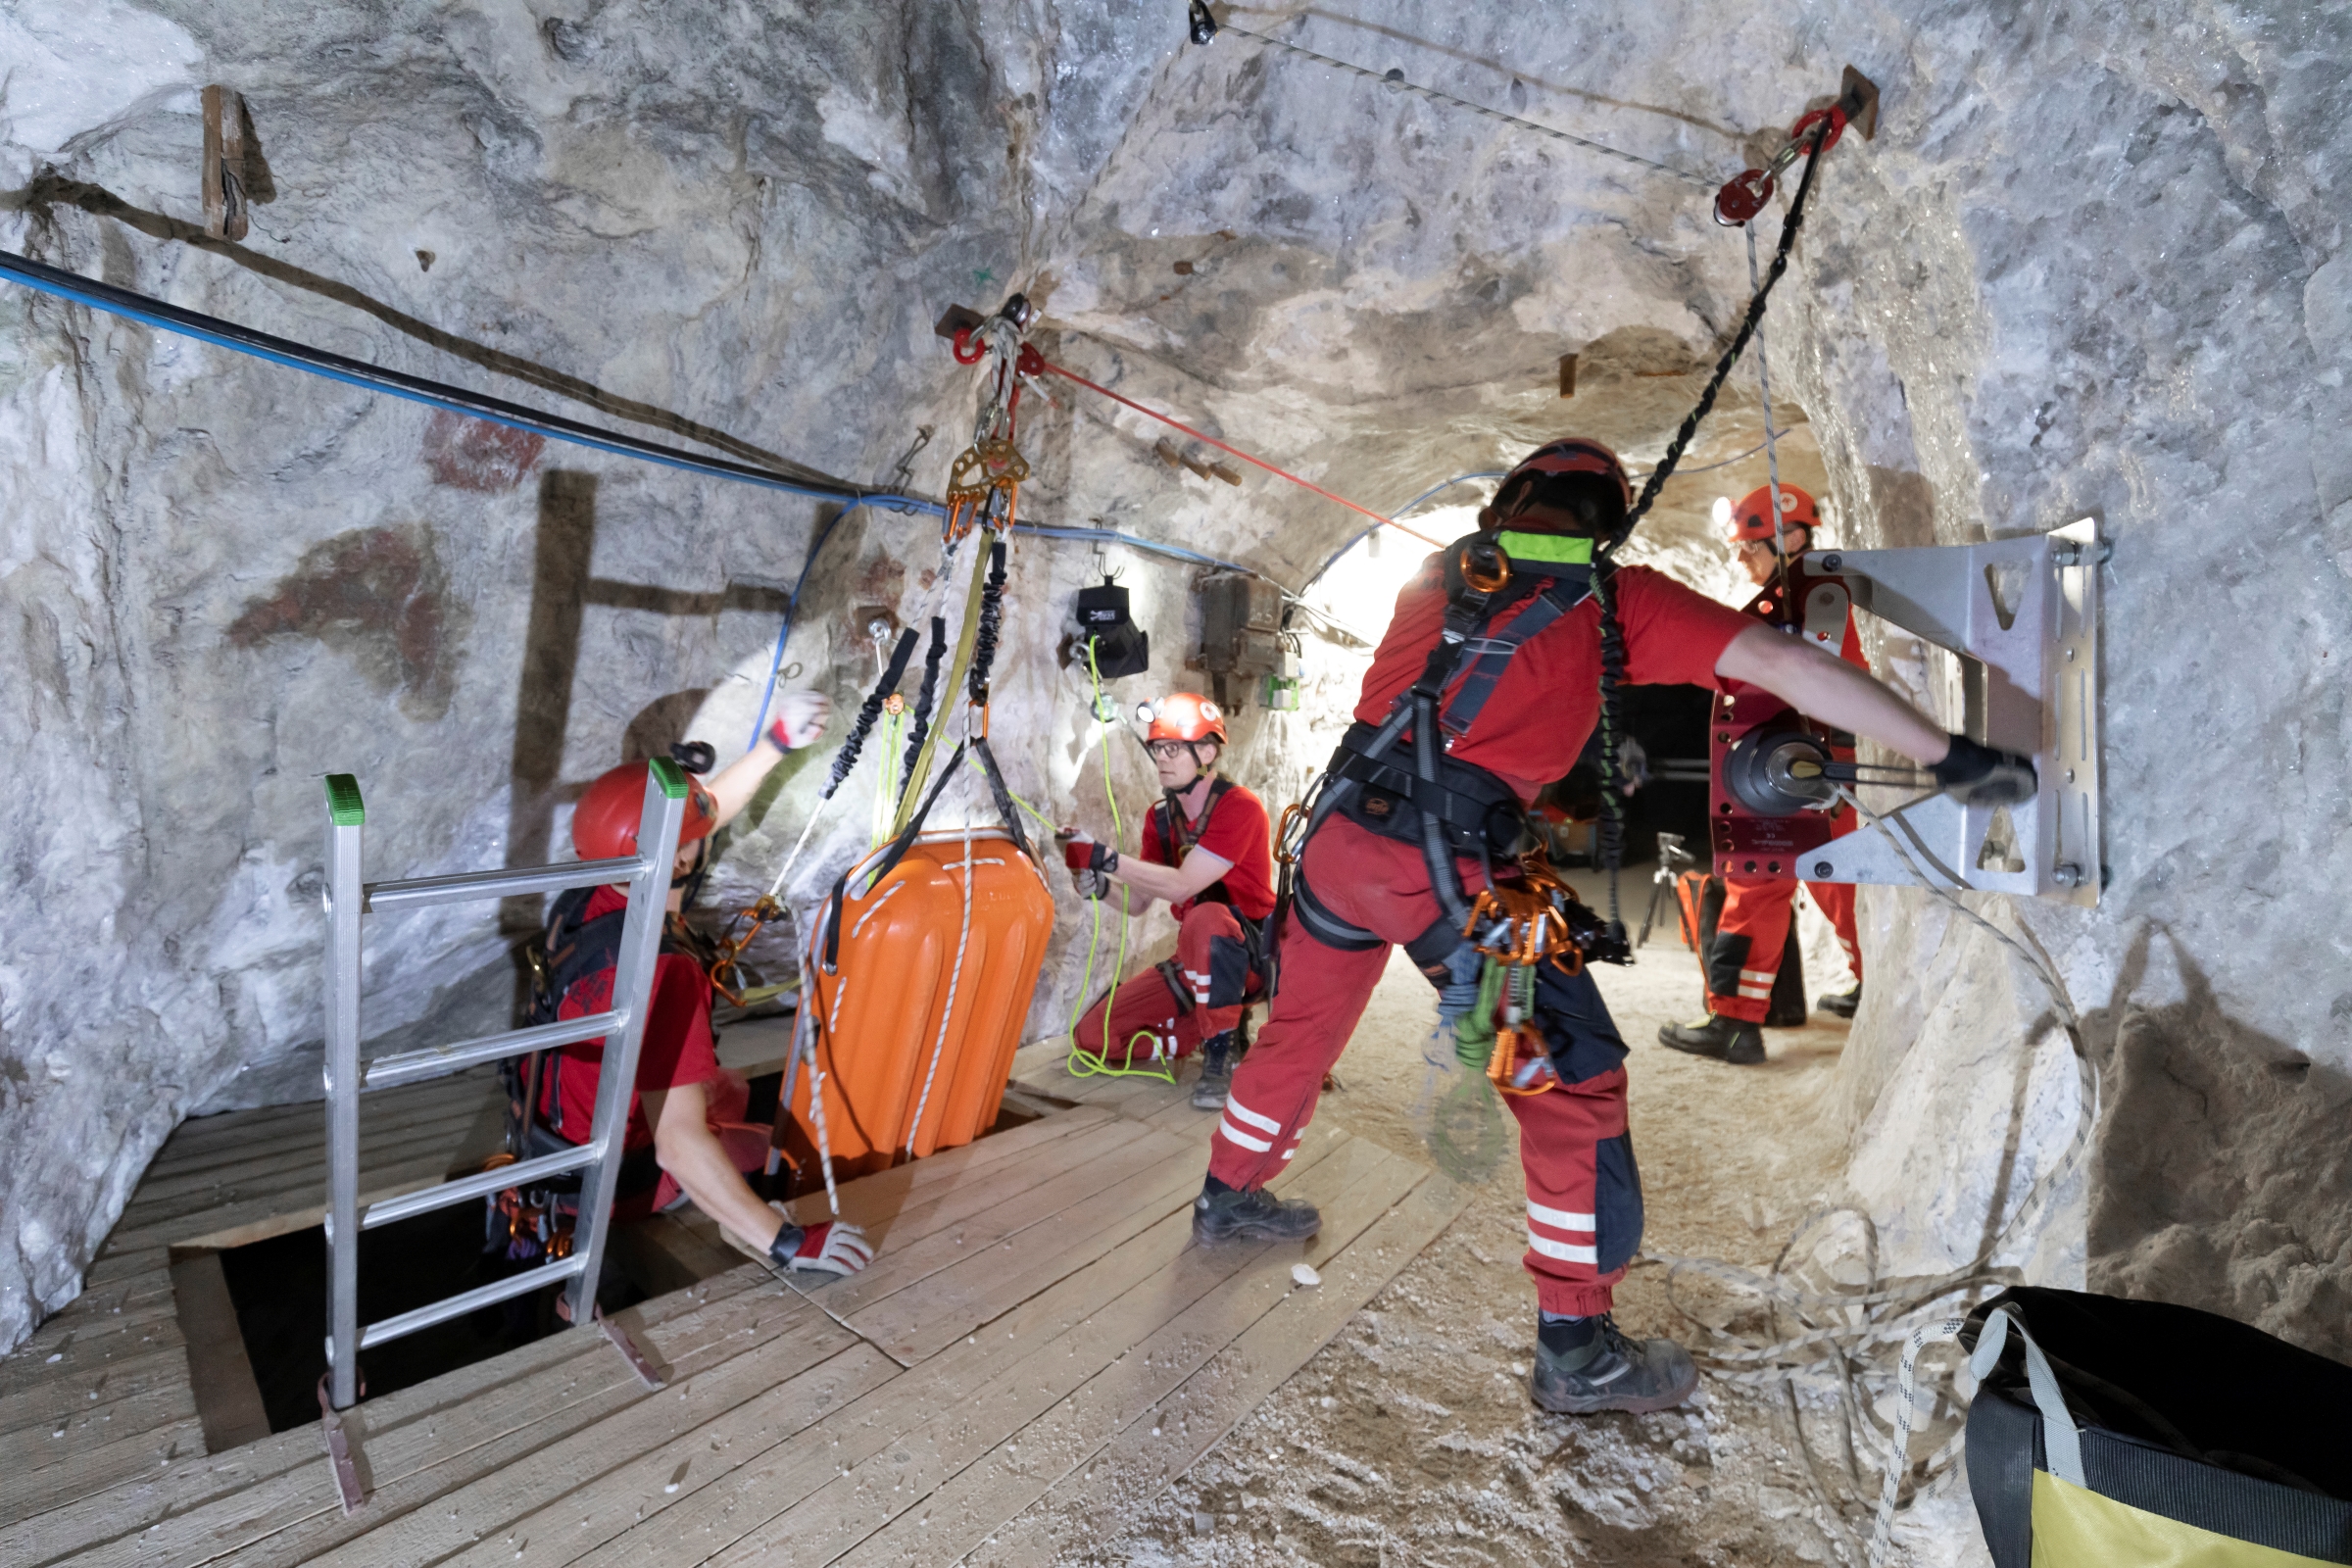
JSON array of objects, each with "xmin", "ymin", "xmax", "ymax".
[
  {"xmin": 823, "ymin": 740, "xmax": 967, "ymax": 972},
  {"xmin": 967, "ymin": 735, "xmax": 1034, "ymax": 862},
  {"xmin": 1438, "ymin": 569, "xmax": 1593, "ymax": 738},
  {"xmin": 1291, "ymin": 868, "xmax": 1384, "ymax": 953}
]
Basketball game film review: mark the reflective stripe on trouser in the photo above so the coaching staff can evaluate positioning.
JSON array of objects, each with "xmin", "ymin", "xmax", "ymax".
[
  {"xmin": 1707, "ymin": 873, "xmax": 1863, "ymax": 1022},
  {"xmin": 1073, "ymin": 903, "xmax": 1257, "ymax": 1065},
  {"xmin": 1208, "ymin": 815, "xmax": 1639, "ymax": 1316}
]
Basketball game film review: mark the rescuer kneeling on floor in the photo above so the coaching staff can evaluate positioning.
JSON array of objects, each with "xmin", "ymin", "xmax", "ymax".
[
  {"xmin": 539, "ymin": 692, "xmax": 872, "ymax": 1285},
  {"xmin": 1061, "ymin": 692, "xmax": 1277, "ymax": 1111},
  {"xmin": 1660, "ymin": 482, "xmax": 1866, "ymax": 1065},
  {"xmin": 1191, "ymin": 440, "xmax": 2034, "ymax": 1414}
]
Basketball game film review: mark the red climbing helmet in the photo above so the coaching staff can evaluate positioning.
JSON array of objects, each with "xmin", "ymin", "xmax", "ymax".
[
  {"xmin": 1724, "ymin": 483, "xmax": 1820, "ymax": 545},
  {"xmin": 1138, "ymin": 692, "xmax": 1228, "ymax": 746},
  {"xmin": 1490, "ymin": 438, "xmax": 1633, "ymax": 528},
  {"xmin": 572, "ymin": 760, "xmax": 718, "ymax": 860}
]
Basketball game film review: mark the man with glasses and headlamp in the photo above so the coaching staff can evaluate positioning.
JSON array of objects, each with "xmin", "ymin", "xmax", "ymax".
[{"xmin": 1060, "ymin": 692, "xmax": 1277, "ymax": 1110}]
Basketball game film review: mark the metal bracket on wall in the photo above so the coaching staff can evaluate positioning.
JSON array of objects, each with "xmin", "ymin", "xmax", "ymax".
[{"xmin": 1802, "ymin": 516, "xmax": 2107, "ymax": 906}]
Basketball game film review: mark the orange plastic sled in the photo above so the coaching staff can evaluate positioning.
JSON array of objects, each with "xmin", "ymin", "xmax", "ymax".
[{"xmin": 781, "ymin": 828, "xmax": 1054, "ymax": 1185}]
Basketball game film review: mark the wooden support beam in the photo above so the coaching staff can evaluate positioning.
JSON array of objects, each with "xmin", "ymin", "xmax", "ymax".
[{"xmin": 200, "ymin": 86, "xmax": 248, "ymax": 241}]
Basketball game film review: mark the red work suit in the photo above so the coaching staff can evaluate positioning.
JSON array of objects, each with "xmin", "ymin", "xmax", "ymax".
[
  {"xmin": 1074, "ymin": 781, "xmax": 1275, "ymax": 1066},
  {"xmin": 1210, "ymin": 561, "xmax": 1755, "ymax": 1316},
  {"xmin": 1706, "ymin": 587, "xmax": 1867, "ymax": 1022},
  {"xmin": 547, "ymin": 887, "xmax": 758, "ymax": 1216}
]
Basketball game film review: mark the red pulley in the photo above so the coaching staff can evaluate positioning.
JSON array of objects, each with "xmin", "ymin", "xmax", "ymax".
[
  {"xmin": 1788, "ymin": 103, "xmax": 1850, "ymax": 156},
  {"xmin": 1713, "ymin": 169, "xmax": 1775, "ymax": 226}
]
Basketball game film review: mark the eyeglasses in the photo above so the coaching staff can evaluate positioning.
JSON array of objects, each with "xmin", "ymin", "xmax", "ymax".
[{"xmin": 1146, "ymin": 741, "xmax": 1194, "ymax": 761}]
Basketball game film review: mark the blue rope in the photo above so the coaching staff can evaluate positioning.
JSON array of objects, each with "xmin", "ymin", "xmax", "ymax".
[{"xmin": 0, "ymin": 247, "xmax": 946, "ymax": 514}]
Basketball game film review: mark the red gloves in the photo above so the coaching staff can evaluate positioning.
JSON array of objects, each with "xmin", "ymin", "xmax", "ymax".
[
  {"xmin": 768, "ymin": 1215, "xmax": 873, "ymax": 1277},
  {"xmin": 1060, "ymin": 835, "xmax": 1117, "ymax": 874}
]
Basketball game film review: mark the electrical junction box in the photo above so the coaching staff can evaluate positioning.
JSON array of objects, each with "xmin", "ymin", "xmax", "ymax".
[{"xmin": 1193, "ymin": 571, "xmax": 1286, "ymax": 706}]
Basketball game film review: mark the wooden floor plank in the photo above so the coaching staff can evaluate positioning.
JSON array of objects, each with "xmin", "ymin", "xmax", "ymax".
[
  {"xmin": 701, "ymin": 1138, "xmax": 1404, "ymax": 1568},
  {"xmin": 0, "ymin": 1274, "xmax": 759, "ymax": 1567},
  {"xmin": 295, "ymin": 1311, "xmax": 863, "ymax": 1568},
  {"xmin": 169, "ymin": 1250, "xmax": 271, "ymax": 1453},
  {"xmin": 843, "ymin": 1139, "xmax": 1206, "ymax": 1364},
  {"xmin": 440, "ymin": 1345, "xmax": 903, "ymax": 1568},
  {"xmin": 57, "ymin": 1282, "xmax": 817, "ymax": 1568},
  {"xmin": 834, "ymin": 1150, "xmax": 1426, "ymax": 1568},
  {"xmin": 963, "ymin": 1170, "xmax": 1474, "ymax": 1568},
  {"xmin": 0, "ymin": 1374, "xmax": 199, "ymax": 1478},
  {"xmin": 0, "ymin": 1320, "xmax": 186, "ymax": 1410},
  {"xmin": 125, "ymin": 1101, "xmax": 496, "ymax": 1209},
  {"xmin": 564, "ymin": 1123, "xmax": 1354, "ymax": 1568},
  {"xmin": 808, "ymin": 1123, "xmax": 1193, "ymax": 1324},
  {"xmin": 0, "ymin": 1344, "xmax": 189, "ymax": 1432},
  {"xmin": 0, "ymin": 1416, "xmax": 207, "ymax": 1527}
]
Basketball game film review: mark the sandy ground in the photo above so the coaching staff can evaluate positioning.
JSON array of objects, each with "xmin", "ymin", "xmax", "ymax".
[{"xmin": 1030, "ymin": 874, "xmax": 1976, "ymax": 1567}]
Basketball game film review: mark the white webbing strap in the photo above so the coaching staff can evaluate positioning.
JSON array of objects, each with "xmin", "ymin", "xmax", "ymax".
[{"xmin": 1969, "ymin": 1304, "xmax": 2084, "ymax": 1487}]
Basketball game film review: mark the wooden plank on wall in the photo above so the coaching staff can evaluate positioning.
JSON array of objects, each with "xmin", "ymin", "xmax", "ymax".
[{"xmin": 168, "ymin": 1250, "xmax": 272, "ymax": 1453}]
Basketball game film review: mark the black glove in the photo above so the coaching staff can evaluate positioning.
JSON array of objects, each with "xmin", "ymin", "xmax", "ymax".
[{"xmin": 1931, "ymin": 733, "xmax": 2037, "ymax": 807}]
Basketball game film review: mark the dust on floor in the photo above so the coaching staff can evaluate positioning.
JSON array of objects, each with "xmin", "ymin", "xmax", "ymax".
[{"xmin": 1027, "ymin": 912, "xmax": 1969, "ymax": 1566}]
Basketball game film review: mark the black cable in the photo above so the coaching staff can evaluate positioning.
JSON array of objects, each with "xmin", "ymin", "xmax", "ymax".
[
  {"xmin": 1590, "ymin": 134, "xmax": 1830, "ymax": 943},
  {"xmin": 900, "ymin": 616, "xmax": 949, "ymax": 794},
  {"xmin": 1602, "ymin": 132, "xmax": 1829, "ymax": 562},
  {"xmin": 826, "ymin": 628, "xmax": 920, "ymax": 801}
]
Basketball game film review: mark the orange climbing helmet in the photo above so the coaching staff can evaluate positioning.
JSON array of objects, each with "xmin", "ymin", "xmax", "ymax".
[
  {"xmin": 572, "ymin": 760, "xmax": 718, "ymax": 860},
  {"xmin": 1723, "ymin": 483, "xmax": 1820, "ymax": 546},
  {"xmin": 1138, "ymin": 691, "xmax": 1228, "ymax": 746}
]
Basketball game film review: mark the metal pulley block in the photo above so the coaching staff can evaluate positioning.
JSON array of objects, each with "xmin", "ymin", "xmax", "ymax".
[
  {"xmin": 943, "ymin": 438, "xmax": 1028, "ymax": 541},
  {"xmin": 1464, "ymin": 857, "xmax": 1583, "ymax": 969},
  {"xmin": 1713, "ymin": 65, "xmax": 1881, "ymax": 226}
]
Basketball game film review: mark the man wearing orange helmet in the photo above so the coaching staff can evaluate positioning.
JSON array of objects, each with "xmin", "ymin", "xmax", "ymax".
[
  {"xmin": 532, "ymin": 690, "xmax": 873, "ymax": 1281},
  {"xmin": 1191, "ymin": 439, "xmax": 2032, "ymax": 1416},
  {"xmin": 1061, "ymin": 691, "xmax": 1277, "ymax": 1110},
  {"xmin": 1660, "ymin": 482, "xmax": 1865, "ymax": 1066}
]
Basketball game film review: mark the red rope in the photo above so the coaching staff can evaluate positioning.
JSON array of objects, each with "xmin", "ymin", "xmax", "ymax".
[{"xmin": 1020, "ymin": 349, "xmax": 1446, "ymax": 549}]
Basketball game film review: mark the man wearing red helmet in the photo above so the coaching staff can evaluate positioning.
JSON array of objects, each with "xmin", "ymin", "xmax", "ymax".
[
  {"xmin": 1061, "ymin": 692, "xmax": 1277, "ymax": 1110},
  {"xmin": 534, "ymin": 690, "xmax": 873, "ymax": 1282},
  {"xmin": 1191, "ymin": 438, "xmax": 2033, "ymax": 1416},
  {"xmin": 1660, "ymin": 482, "xmax": 1865, "ymax": 1066}
]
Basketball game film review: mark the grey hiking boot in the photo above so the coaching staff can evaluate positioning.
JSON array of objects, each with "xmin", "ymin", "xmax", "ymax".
[
  {"xmin": 1658, "ymin": 1013, "xmax": 1765, "ymax": 1065},
  {"xmin": 1192, "ymin": 1180, "xmax": 1321, "ymax": 1243},
  {"xmin": 1531, "ymin": 1315, "xmax": 1701, "ymax": 1414},
  {"xmin": 1817, "ymin": 984, "xmax": 1861, "ymax": 1019},
  {"xmin": 1191, "ymin": 1030, "xmax": 1238, "ymax": 1109}
]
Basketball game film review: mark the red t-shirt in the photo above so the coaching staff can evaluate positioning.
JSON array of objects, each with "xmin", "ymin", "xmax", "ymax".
[
  {"xmin": 1138, "ymin": 782, "xmax": 1277, "ymax": 921},
  {"xmin": 549, "ymin": 887, "xmax": 721, "ymax": 1151},
  {"xmin": 1353, "ymin": 560, "xmax": 1757, "ymax": 800}
]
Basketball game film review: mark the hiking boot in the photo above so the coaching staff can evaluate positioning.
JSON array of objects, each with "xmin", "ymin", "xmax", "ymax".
[
  {"xmin": 1817, "ymin": 984, "xmax": 1861, "ymax": 1020},
  {"xmin": 1192, "ymin": 1180, "xmax": 1321, "ymax": 1244},
  {"xmin": 1191, "ymin": 1030, "xmax": 1237, "ymax": 1109},
  {"xmin": 1658, "ymin": 1013, "xmax": 1765, "ymax": 1065},
  {"xmin": 1531, "ymin": 1315, "xmax": 1701, "ymax": 1414}
]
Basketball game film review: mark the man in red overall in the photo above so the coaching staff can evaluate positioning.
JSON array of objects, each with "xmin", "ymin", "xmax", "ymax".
[
  {"xmin": 1661, "ymin": 483, "xmax": 1864, "ymax": 1066},
  {"xmin": 1062, "ymin": 692, "xmax": 1276, "ymax": 1110},
  {"xmin": 540, "ymin": 691, "xmax": 872, "ymax": 1281},
  {"xmin": 1189, "ymin": 440, "xmax": 2034, "ymax": 1414}
]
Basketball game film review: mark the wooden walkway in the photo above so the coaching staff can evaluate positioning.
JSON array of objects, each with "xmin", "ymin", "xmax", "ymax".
[{"xmin": 0, "ymin": 1045, "xmax": 1465, "ymax": 1566}]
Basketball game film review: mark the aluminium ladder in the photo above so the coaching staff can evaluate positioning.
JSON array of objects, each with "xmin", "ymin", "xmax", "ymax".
[{"xmin": 318, "ymin": 759, "xmax": 687, "ymax": 1411}]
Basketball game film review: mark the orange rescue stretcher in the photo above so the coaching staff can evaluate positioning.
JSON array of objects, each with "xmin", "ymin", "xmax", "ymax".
[{"xmin": 778, "ymin": 827, "xmax": 1054, "ymax": 1187}]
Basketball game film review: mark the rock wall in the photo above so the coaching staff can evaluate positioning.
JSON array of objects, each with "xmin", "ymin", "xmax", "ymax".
[{"xmin": 3, "ymin": 0, "xmax": 2346, "ymax": 1386}]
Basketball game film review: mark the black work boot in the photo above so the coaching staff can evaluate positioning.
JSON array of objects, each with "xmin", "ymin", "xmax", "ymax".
[
  {"xmin": 1817, "ymin": 984, "xmax": 1861, "ymax": 1019},
  {"xmin": 1192, "ymin": 1178, "xmax": 1321, "ymax": 1243},
  {"xmin": 1658, "ymin": 1013, "xmax": 1765, "ymax": 1065},
  {"xmin": 1191, "ymin": 1030, "xmax": 1238, "ymax": 1109},
  {"xmin": 1531, "ymin": 1315, "xmax": 1701, "ymax": 1414}
]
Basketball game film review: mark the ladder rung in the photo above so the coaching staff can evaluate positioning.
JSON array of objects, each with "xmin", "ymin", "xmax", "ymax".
[
  {"xmin": 363, "ymin": 1010, "xmax": 628, "ymax": 1090},
  {"xmin": 362, "ymin": 1142, "xmax": 603, "ymax": 1230},
  {"xmin": 364, "ymin": 856, "xmax": 645, "ymax": 911},
  {"xmin": 354, "ymin": 1253, "xmax": 588, "ymax": 1351}
]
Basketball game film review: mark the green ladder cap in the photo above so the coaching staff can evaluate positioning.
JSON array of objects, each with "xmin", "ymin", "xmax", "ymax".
[
  {"xmin": 323, "ymin": 773, "xmax": 366, "ymax": 827},
  {"xmin": 1495, "ymin": 530, "xmax": 1595, "ymax": 565},
  {"xmin": 646, "ymin": 754, "xmax": 690, "ymax": 799}
]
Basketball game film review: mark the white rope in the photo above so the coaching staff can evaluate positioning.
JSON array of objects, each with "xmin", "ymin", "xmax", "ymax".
[
  {"xmin": 1866, "ymin": 1317, "xmax": 1970, "ymax": 1567},
  {"xmin": 905, "ymin": 809, "xmax": 976, "ymax": 1158}
]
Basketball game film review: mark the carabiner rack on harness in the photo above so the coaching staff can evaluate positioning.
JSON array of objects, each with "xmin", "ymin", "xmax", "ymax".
[{"xmin": 1459, "ymin": 855, "xmax": 1592, "ymax": 1097}]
